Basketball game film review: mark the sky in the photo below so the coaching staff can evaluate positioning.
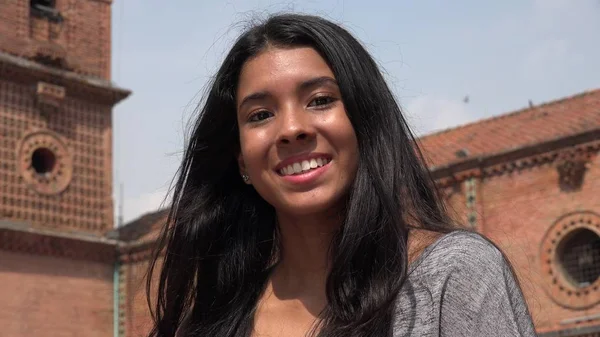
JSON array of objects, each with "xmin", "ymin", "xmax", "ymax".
[{"xmin": 110, "ymin": 0, "xmax": 600, "ymax": 225}]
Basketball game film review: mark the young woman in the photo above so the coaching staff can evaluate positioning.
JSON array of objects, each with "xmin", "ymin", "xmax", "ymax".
[{"xmin": 148, "ymin": 14, "xmax": 536, "ymax": 337}]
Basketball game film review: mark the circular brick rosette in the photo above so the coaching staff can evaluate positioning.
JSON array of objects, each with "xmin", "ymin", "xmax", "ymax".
[
  {"xmin": 17, "ymin": 130, "xmax": 73, "ymax": 195},
  {"xmin": 540, "ymin": 211, "xmax": 600, "ymax": 309}
]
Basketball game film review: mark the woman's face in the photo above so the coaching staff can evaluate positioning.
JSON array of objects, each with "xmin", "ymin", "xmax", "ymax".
[{"xmin": 236, "ymin": 46, "xmax": 359, "ymax": 217}]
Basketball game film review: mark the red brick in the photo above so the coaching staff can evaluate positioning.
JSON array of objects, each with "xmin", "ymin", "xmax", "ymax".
[
  {"xmin": 0, "ymin": 250, "xmax": 114, "ymax": 337},
  {"xmin": 0, "ymin": 0, "xmax": 112, "ymax": 79}
]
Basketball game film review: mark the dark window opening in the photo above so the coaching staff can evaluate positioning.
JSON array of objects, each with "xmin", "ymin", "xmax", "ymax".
[
  {"xmin": 558, "ymin": 228, "xmax": 600, "ymax": 288},
  {"xmin": 33, "ymin": 54, "xmax": 65, "ymax": 68},
  {"xmin": 32, "ymin": 148, "xmax": 57, "ymax": 176},
  {"xmin": 31, "ymin": 0, "xmax": 55, "ymax": 7},
  {"xmin": 30, "ymin": 0, "xmax": 63, "ymax": 23}
]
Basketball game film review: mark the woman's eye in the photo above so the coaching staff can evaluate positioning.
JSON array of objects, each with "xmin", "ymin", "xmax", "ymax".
[
  {"xmin": 308, "ymin": 96, "xmax": 335, "ymax": 108},
  {"xmin": 248, "ymin": 110, "xmax": 273, "ymax": 122}
]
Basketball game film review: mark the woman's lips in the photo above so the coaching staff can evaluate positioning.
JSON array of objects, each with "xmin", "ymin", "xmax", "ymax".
[{"xmin": 278, "ymin": 160, "xmax": 331, "ymax": 185}]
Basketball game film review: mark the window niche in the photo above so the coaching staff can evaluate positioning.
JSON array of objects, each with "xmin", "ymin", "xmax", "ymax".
[
  {"xmin": 541, "ymin": 212, "xmax": 600, "ymax": 309},
  {"xmin": 30, "ymin": 0, "xmax": 63, "ymax": 23}
]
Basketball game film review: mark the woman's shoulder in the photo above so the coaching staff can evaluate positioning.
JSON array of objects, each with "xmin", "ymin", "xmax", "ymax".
[
  {"xmin": 409, "ymin": 229, "xmax": 507, "ymax": 277},
  {"xmin": 401, "ymin": 230, "xmax": 537, "ymax": 336}
]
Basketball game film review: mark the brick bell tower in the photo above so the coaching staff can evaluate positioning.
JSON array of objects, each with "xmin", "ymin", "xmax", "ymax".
[{"xmin": 0, "ymin": 0, "xmax": 130, "ymax": 235}]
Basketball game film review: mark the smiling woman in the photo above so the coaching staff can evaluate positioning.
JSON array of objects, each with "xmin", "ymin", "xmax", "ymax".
[
  {"xmin": 147, "ymin": 14, "xmax": 536, "ymax": 337},
  {"xmin": 236, "ymin": 47, "xmax": 358, "ymax": 218}
]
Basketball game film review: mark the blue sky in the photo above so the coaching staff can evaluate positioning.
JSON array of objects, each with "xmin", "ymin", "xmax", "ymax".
[{"xmin": 110, "ymin": 0, "xmax": 600, "ymax": 225}]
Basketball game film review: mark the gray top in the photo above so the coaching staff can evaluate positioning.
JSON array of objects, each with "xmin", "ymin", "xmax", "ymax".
[{"xmin": 394, "ymin": 231, "xmax": 537, "ymax": 336}]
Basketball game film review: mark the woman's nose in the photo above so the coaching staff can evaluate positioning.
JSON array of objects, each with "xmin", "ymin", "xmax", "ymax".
[{"xmin": 276, "ymin": 108, "xmax": 316, "ymax": 145}]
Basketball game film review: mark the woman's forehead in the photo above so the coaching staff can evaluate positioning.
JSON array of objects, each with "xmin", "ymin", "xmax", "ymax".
[{"xmin": 237, "ymin": 47, "xmax": 335, "ymax": 98}]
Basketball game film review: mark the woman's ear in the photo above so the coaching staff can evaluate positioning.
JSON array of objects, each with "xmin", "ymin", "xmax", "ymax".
[{"xmin": 238, "ymin": 153, "xmax": 251, "ymax": 184}]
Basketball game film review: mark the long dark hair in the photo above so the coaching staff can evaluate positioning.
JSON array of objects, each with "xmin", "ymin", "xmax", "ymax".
[{"xmin": 147, "ymin": 13, "xmax": 454, "ymax": 337}]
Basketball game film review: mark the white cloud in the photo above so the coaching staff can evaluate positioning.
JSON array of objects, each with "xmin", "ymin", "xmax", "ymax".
[{"xmin": 404, "ymin": 95, "xmax": 475, "ymax": 136}]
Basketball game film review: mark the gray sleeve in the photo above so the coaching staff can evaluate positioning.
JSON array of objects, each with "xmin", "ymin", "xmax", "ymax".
[{"xmin": 438, "ymin": 234, "xmax": 537, "ymax": 337}]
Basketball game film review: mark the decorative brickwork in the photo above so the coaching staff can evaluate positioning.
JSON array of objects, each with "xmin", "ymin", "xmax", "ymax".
[
  {"xmin": 0, "ymin": 76, "xmax": 118, "ymax": 233},
  {"xmin": 434, "ymin": 137, "xmax": 600, "ymax": 189},
  {"xmin": 17, "ymin": 129, "xmax": 73, "ymax": 195},
  {"xmin": 540, "ymin": 212, "xmax": 600, "ymax": 310},
  {"xmin": 464, "ymin": 177, "xmax": 478, "ymax": 228},
  {"xmin": 0, "ymin": 221, "xmax": 117, "ymax": 263},
  {"xmin": 0, "ymin": 43, "xmax": 130, "ymax": 234},
  {"xmin": 36, "ymin": 81, "xmax": 65, "ymax": 107},
  {"xmin": 118, "ymin": 261, "xmax": 127, "ymax": 337}
]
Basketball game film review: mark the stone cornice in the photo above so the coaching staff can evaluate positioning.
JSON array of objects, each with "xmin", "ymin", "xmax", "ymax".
[
  {"xmin": 0, "ymin": 220, "xmax": 117, "ymax": 263},
  {"xmin": 434, "ymin": 129, "xmax": 600, "ymax": 187},
  {"xmin": 0, "ymin": 220, "xmax": 161, "ymax": 264},
  {"xmin": 0, "ymin": 51, "xmax": 130, "ymax": 106},
  {"xmin": 118, "ymin": 239, "xmax": 160, "ymax": 263}
]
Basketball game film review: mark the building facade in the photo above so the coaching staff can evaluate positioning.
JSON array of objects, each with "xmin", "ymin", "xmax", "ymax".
[
  {"xmin": 0, "ymin": 0, "xmax": 129, "ymax": 336},
  {"xmin": 1, "ymin": 1, "xmax": 599, "ymax": 336},
  {"xmin": 419, "ymin": 91, "xmax": 600, "ymax": 336}
]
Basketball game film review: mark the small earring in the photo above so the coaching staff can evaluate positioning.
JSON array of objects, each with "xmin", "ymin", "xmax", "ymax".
[{"xmin": 241, "ymin": 174, "xmax": 250, "ymax": 183}]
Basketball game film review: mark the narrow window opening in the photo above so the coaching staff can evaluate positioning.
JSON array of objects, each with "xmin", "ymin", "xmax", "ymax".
[
  {"xmin": 30, "ymin": 0, "xmax": 63, "ymax": 23},
  {"xmin": 31, "ymin": 0, "xmax": 55, "ymax": 8}
]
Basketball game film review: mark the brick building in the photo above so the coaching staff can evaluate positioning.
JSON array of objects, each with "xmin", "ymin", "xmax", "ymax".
[
  {"xmin": 419, "ymin": 90, "xmax": 600, "ymax": 336},
  {"xmin": 0, "ymin": 1, "xmax": 599, "ymax": 337},
  {"xmin": 0, "ymin": 0, "xmax": 129, "ymax": 336}
]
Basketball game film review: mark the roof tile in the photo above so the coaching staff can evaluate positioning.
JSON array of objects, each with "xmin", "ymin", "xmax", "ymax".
[{"xmin": 417, "ymin": 89, "xmax": 600, "ymax": 169}]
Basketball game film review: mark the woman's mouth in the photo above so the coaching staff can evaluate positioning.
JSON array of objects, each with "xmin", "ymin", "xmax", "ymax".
[{"xmin": 278, "ymin": 157, "xmax": 331, "ymax": 176}]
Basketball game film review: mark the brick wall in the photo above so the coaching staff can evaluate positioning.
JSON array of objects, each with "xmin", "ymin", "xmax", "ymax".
[
  {"xmin": 122, "ymin": 257, "xmax": 160, "ymax": 337},
  {"xmin": 443, "ymin": 183, "xmax": 468, "ymax": 226},
  {"xmin": 0, "ymin": 249, "xmax": 114, "ymax": 337},
  {"xmin": 0, "ymin": 0, "xmax": 112, "ymax": 79},
  {"xmin": 479, "ymin": 150, "xmax": 600, "ymax": 334},
  {"xmin": 0, "ymin": 78, "xmax": 115, "ymax": 234}
]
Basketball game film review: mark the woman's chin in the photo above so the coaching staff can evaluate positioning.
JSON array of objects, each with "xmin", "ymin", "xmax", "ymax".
[{"xmin": 275, "ymin": 196, "xmax": 344, "ymax": 218}]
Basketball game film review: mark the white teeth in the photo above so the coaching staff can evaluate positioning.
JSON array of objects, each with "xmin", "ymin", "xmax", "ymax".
[{"xmin": 280, "ymin": 157, "xmax": 331, "ymax": 176}]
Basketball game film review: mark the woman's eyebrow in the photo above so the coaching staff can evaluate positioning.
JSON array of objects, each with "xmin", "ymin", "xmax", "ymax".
[
  {"xmin": 238, "ymin": 91, "xmax": 272, "ymax": 110},
  {"xmin": 298, "ymin": 76, "xmax": 338, "ymax": 92}
]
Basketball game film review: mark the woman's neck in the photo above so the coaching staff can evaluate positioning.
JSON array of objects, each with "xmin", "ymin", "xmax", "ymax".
[{"xmin": 268, "ymin": 211, "xmax": 342, "ymax": 303}]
